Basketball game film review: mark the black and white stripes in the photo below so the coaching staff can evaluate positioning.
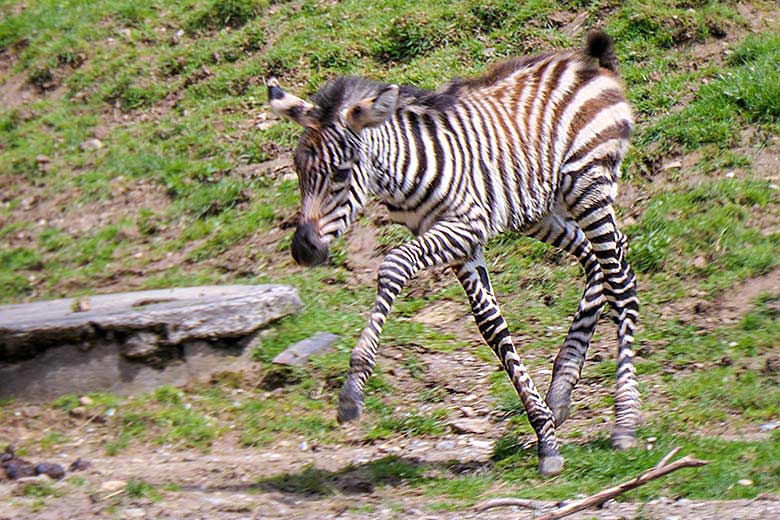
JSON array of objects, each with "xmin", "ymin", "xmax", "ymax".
[{"xmin": 268, "ymin": 30, "xmax": 640, "ymax": 475}]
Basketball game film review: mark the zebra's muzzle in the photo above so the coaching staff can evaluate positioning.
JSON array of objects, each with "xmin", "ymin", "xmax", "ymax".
[{"xmin": 291, "ymin": 221, "xmax": 329, "ymax": 267}]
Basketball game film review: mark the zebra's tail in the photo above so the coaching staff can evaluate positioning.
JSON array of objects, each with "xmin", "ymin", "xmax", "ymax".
[{"xmin": 585, "ymin": 29, "xmax": 619, "ymax": 73}]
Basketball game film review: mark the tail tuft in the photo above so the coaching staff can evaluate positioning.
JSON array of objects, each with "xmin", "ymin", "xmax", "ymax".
[{"xmin": 585, "ymin": 29, "xmax": 618, "ymax": 73}]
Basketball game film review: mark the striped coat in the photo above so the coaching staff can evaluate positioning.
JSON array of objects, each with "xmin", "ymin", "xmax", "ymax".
[{"xmin": 268, "ymin": 30, "xmax": 639, "ymax": 476}]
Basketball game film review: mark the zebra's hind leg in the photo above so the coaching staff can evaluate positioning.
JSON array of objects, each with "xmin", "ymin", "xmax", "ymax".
[
  {"xmin": 564, "ymin": 174, "xmax": 640, "ymax": 450},
  {"xmin": 603, "ymin": 229, "xmax": 640, "ymax": 450},
  {"xmin": 454, "ymin": 249, "xmax": 563, "ymax": 476},
  {"xmin": 526, "ymin": 210, "xmax": 607, "ymax": 428}
]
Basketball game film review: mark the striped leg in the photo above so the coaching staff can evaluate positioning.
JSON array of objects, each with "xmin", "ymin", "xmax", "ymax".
[
  {"xmin": 337, "ymin": 221, "xmax": 480, "ymax": 423},
  {"xmin": 454, "ymin": 249, "xmax": 563, "ymax": 476},
  {"xmin": 603, "ymin": 230, "xmax": 640, "ymax": 449},
  {"xmin": 526, "ymin": 210, "xmax": 607, "ymax": 427},
  {"xmin": 564, "ymin": 168, "xmax": 640, "ymax": 450}
]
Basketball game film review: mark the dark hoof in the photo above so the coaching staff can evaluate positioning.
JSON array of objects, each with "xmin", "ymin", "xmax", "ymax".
[
  {"xmin": 538, "ymin": 454, "xmax": 564, "ymax": 477},
  {"xmin": 545, "ymin": 387, "xmax": 572, "ymax": 427},
  {"xmin": 337, "ymin": 378, "xmax": 364, "ymax": 424},
  {"xmin": 610, "ymin": 432, "xmax": 638, "ymax": 450},
  {"xmin": 337, "ymin": 398, "xmax": 362, "ymax": 424}
]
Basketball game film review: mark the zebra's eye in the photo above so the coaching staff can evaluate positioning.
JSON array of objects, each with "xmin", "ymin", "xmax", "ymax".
[{"xmin": 332, "ymin": 166, "xmax": 351, "ymax": 183}]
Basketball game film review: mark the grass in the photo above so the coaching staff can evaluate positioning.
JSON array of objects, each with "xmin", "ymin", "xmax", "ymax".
[{"xmin": 1, "ymin": 0, "xmax": 780, "ymax": 514}]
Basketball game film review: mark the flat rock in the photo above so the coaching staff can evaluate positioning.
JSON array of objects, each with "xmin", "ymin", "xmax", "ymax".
[
  {"xmin": 272, "ymin": 332, "xmax": 339, "ymax": 366},
  {"xmin": 0, "ymin": 286, "xmax": 302, "ymax": 400},
  {"xmin": 0, "ymin": 285, "xmax": 302, "ymax": 361}
]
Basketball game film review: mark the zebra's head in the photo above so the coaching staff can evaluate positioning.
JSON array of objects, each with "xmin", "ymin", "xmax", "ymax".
[{"xmin": 267, "ymin": 77, "xmax": 399, "ymax": 266}]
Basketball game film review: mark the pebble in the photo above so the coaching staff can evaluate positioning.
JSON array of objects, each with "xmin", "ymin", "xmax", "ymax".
[
  {"xmin": 467, "ymin": 439, "xmax": 493, "ymax": 450},
  {"xmin": 100, "ymin": 480, "xmax": 127, "ymax": 492},
  {"xmin": 35, "ymin": 462, "xmax": 65, "ymax": 479},
  {"xmin": 759, "ymin": 421, "xmax": 780, "ymax": 432},
  {"xmin": 450, "ymin": 418, "xmax": 490, "ymax": 435},
  {"xmin": 80, "ymin": 138, "xmax": 103, "ymax": 151},
  {"xmin": 79, "ymin": 396, "xmax": 94, "ymax": 406},
  {"xmin": 124, "ymin": 508, "xmax": 146, "ymax": 519},
  {"xmin": 459, "ymin": 406, "xmax": 476, "ymax": 417},
  {"xmin": 737, "ymin": 479, "xmax": 754, "ymax": 486},
  {"xmin": 15, "ymin": 474, "xmax": 52, "ymax": 485},
  {"xmin": 435, "ymin": 440, "xmax": 456, "ymax": 450}
]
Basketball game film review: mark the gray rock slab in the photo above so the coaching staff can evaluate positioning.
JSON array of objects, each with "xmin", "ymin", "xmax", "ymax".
[
  {"xmin": 272, "ymin": 332, "xmax": 339, "ymax": 366},
  {"xmin": 0, "ymin": 285, "xmax": 303, "ymax": 400},
  {"xmin": 0, "ymin": 285, "xmax": 302, "ymax": 361}
]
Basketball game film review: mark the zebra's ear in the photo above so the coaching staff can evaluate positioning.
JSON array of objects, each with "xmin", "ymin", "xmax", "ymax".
[
  {"xmin": 346, "ymin": 84, "xmax": 399, "ymax": 133},
  {"xmin": 267, "ymin": 77, "xmax": 318, "ymax": 128}
]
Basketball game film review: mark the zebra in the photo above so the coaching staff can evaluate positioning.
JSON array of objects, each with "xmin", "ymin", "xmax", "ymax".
[{"xmin": 267, "ymin": 30, "xmax": 639, "ymax": 476}]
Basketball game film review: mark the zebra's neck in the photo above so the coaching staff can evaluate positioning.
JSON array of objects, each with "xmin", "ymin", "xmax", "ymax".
[{"xmin": 361, "ymin": 108, "xmax": 475, "ymax": 236}]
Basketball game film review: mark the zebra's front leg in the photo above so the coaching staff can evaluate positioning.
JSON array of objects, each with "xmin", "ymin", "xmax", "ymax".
[
  {"xmin": 454, "ymin": 250, "xmax": 563, "ymax": 476},
  {"xmin": 337, "ymin": 221, "xmax": 480, "ymax": 424}
]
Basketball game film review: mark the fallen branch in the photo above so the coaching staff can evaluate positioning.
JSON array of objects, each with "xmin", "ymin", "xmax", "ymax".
[
  {"xmin": 473, "ymin": 447, "xmax": 709, "ymax": 519},
  {"xmin": 536, "ymin": 449, "xmax": 709, "ymax": 520}
]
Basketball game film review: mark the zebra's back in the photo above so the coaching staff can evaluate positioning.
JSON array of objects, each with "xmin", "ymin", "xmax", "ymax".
[{"xmin": 374, "ymin": 47, "xmax": 632, "ymax": 239}]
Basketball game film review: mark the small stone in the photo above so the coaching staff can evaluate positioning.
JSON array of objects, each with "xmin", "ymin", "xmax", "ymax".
[
  {"xmin": 450, "ymin": 418, "xmax": 490, "ymax": 435},
  {"xmin": 693, "ymin": 256, "xmax": 707, "ymax": 269},
  {"xmin": 725, "ymin": 171, "xmax": 735, "ymax": 178},
  {"xmin": 663, "ymin": 160, "xmax": 682, "ymax": 171},
  {"xmin": 80, "ymin": 138, "xmax": 103, "ymax": 151},
  {"xmin": 272, "ymin": 332, "xmax": 339, "ymax": 367},
  {"xmin": 3, "ymin": 459, "xmax": 37, "ymax": 479},
  {"xmin": 467, "ymin": 439, "xmax": 493, "ymax": 450},
  {"xmin": 435, "ymin": 440, "xmax": 456, "ymax": 450},
  {"xmin": 14, "ymin": 474, "xmax": 52, "ymax": 494},
  {"xmin": 737, "ymin": 479, "xmax": 753, "ymax": 486},
  {"xmin": 299, "ymin": 441, "xmax": 309, "ymax": 451},
  {"xmin": 459, "ymin": 406, "xmax": 476, "ymax": 417},
  {"xmin": 70, "ymin": 406, "xmax": 87, "ymax": 418},
  {"xmin": 100, "ymin": 480, "xmax": 127, "ymax": 492},
  {"xmin": 124, "ymin": 507, "xmax": 146, "ymax": 519},
  {"xmin": 759, "ymin": 421, "xmax": 780, "ymax": 432},
  {"xmin": 79, "ymin": 396, "xmax": 94, "ymax": 406},
  {"xmin": 35, "ymin": 462, "xmax": 65, "ymax": 479},
  {"xmin": 122, "ymin": 332, "xmax": 161, "ymax": 360}
]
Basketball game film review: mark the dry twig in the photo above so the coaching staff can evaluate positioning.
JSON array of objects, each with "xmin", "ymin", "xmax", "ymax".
[{"xmin": 474, "ymin": 447, "xmax": 709, "ymax": 519}]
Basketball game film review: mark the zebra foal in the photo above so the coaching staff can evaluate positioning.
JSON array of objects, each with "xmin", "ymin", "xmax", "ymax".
[{"xmin": 268, "ymin": 30, "xmax": 639, "ymax": 475}]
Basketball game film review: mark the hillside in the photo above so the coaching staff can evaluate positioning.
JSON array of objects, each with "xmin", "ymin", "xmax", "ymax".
[{"xmin": 1, "ymin": 0, "xmax": 780, "ymax": 518}]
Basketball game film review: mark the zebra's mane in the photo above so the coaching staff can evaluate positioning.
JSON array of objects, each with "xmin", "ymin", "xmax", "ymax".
[
  {"xmin": 311, "ymin": 44, "xmax": 604, "ymax": 124},
  {"xmin": 311, "ymin": 76, "xmax": 458, "ymax": 124}
]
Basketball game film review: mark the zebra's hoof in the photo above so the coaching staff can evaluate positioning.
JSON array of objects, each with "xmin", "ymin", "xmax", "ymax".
[
  {"xmin": 538, "ymin": 454, "xmax": 564, "ymax": 477},
  {"xmin": 337, "ymin": 379, "xmax": 364, "ymax": 424},
  {"xmin": 610, "ymin": 432, "xmax": 637, "ymax": 450},
  {"xmin": 337, "ymin": 400, "xmax": 362, "ymax": 423}
]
